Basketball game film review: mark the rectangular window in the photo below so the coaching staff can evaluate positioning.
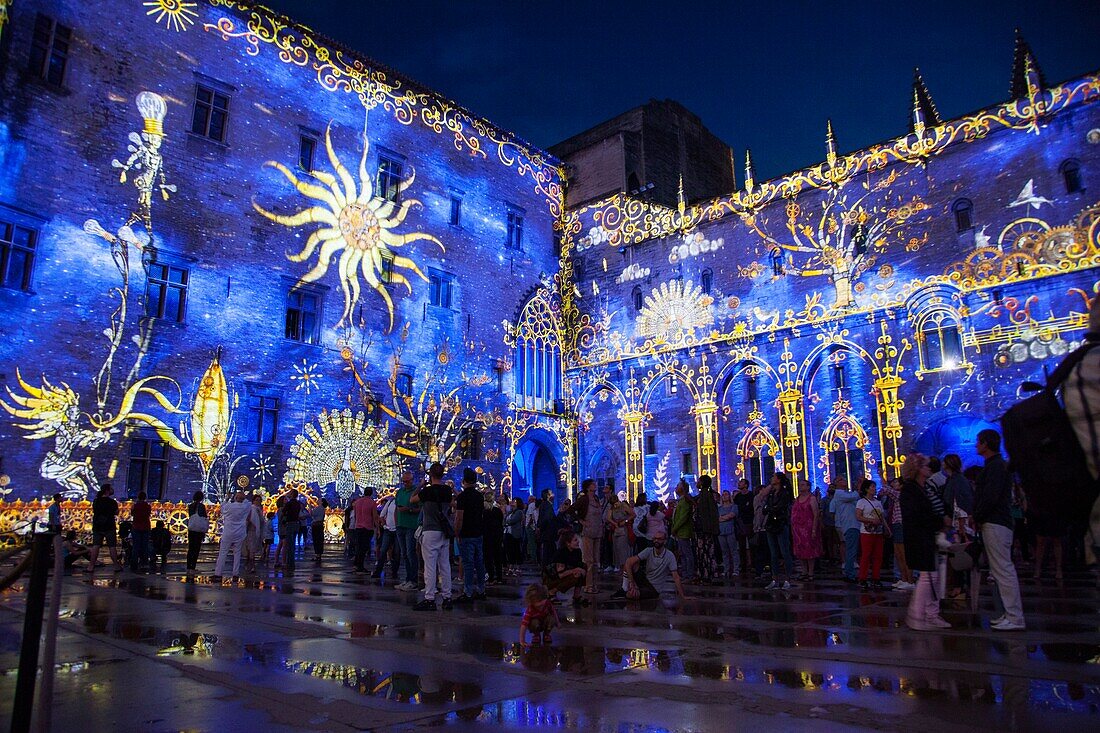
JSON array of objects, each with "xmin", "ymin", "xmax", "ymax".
[
  {"xmin": 744, "ymin": 377, "xmax": 758, "ymax": 404},
  {"xmin": 428, "ymin": 270, "xmax": 454, "ymax": 308},
  {"xmin": 681, "ymin": 450, "xmax": 694, "ymax": 476},
  {"xmin": 460, "ymin": 426, "xmax": 482, "ymax": 460},
  {"xmin": 396, "ymin": 373, "xmax": 413, "ymax": 397},
  {"xmin": 449, "ymin": 194, "xmax": 463, "ymax": 227},
  {"xmin": 0, "ymin": 220, "xmax": 38, "ymax": 292},
  {"xmin": 144, "ymin": 263, "xmax": 188, "ymax": 322},
  {"xmin": 644, "ymin": 433, "xmax": 657, "ymax": 456},
  {"xmin": 30, "ymin": 14, "xmax": 72, "ymax": 86},
  {"xmin": 377, "ymin": 154, "xmax": 404, "ymax": 203},
  {"xmin": 285, "ymin": 287, "xmax": 321, "ymax": 344},
  {"xmin": 831, "ymin": 364, "xmax": 845, "ymax": 391},
  {"xmin": 298, "ymin": 133, "xmax": 317, "ymax": 172},
  {"xmin": 380, "ymin": 253, "xmax": 394, "ymax": 284},
  {"xmin": 127, "ymin": 437, "xmax": 169, "ymax": 500},
  {"xmin": 248, "ymin": 394, "xmax": 280, "ymax": 444},
  {"xmin": 191, "ymin": 85, "xmax": 230, "ymax": 142},
  {"xmin": 505, "ymin": 208, "xmax": 524, "ymax": 250}
]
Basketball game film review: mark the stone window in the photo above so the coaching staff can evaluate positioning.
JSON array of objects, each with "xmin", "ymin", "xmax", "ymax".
[
  {"xmin": 298, "ymin": 131, "xmax": 317, "ymax": 172},
  {"xmin": 681, "ymin": 450, "xmax": 693, "ymax": 476},
  {"xmin": 30, "ymin": 13, "xmax": 72, "ymax": 87},
  {"xmin": 700, "ymin": 268, "xmax": 713, "ymax": 295},
  {"xmin": 144, "ymin": 262, "xmax": 188, "ymax": 322},
  {"xmin": 644, "ymin": 433, "xmax": 657, "ymax": 456},
  {"xmin": 459, "ymin": 425, "xmax": 482, "ymax": 460},
  {"xmin": 1062, "ymin": 159, "xmax": 1083, "ymax": 194},
  {"xmin": 505, "ymin": 206, "xmax": 524, "ymax": 250},
  {"xmin": 376, "ymin": 152, "xmax": 404, "ymax": 203},
  {"xmin": 285, "ymin": 286, "xmax": 321, "ymax": 344},
  {"xmin": 952, "ymin": 198, "xmax": 973, "ymax": 233},
  {"xmin": 449, "ymin": 191, "xmax": 463, "ymax": 227},
  {"xmin": 0, "ymin": 218, "xmax": 38, "ymax": 292},
  {"xmin": 428, "ymin": 269, "xmax": 454, "ymax": 308},
  {"xmin": 744, "ymin": 376, "xmax": 758, "ymax": 404},
  {"xmin": 247, "ymin": 392, "xmax": 280, "ymax": 445},
  {"xmin": 380, "ymin": 252, "xmax": 395, "ymax": 284},
  {"xmin": 191, "ymin": 85, "xmax": 230, "ymax": 142},
  {"xmin": 127, "ymin": 436, "xmax": 169, "ymax": 500},
  {"xmin": 918, "ymin": 311, "xmax": 964, "ymax": 372},
  {"xmin": 396, "ymin": 372, "xmax": 413, "ymax": 397},
  {"xmin": 632, "ymin": 285, "xmax": 643, "ymax": 312}
]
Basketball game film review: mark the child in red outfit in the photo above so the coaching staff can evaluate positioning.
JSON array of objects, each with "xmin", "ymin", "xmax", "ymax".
[{"xmin": 519, "ymin": 583, "xmax": 559, "ymax": 646}]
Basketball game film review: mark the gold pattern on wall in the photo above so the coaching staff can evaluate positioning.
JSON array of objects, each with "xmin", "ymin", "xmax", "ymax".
[
  {"xmin": 255, "ymin": 122, "xmax": 442, "ymax": 331},
  {"xmin": 144, "ymin": 0, "xmax": 199, "ymax": 32},
  {"xmin": 286, "ymin": 408, "xmax": 401, "ymax": 504},
  {"xmin": 637, "ymin": 280, "xmax": 714, "ymax": 346}
]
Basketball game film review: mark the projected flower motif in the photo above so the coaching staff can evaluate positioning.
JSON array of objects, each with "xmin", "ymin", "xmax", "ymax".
[
  {"xmin": 636, "ymin": 280, "xmax": 714, "ymax": 345},
  {"xmin": 250, "ymin": 455, "xmax": 274, "ymax": 484},
  {"xmin": 291, "ymin": 358, "xmax": 322, "ymax": 395},
  {"xmin": 254, "ymin": 125, "xmax": 443, "ymax": 331},
  {"xmin": 143, "ymin": 0, "xmax": 198, "ymax": 32}
]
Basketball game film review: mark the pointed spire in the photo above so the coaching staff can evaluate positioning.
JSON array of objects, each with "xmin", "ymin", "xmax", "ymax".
[
  {"xmin": 728, "ymin": 147, "xmax": 737, "ymax": 191},
  {"xmin": 825, "ymin": 119, "xmax": 837, "ymax": 168},
  {"xmin": 744, "ymin": 149, "xmax": 755, "ymax": 193},
  {"xmin": 677, "ymin": 174, "xmax": 686, "ymax": 217},
  {"xmin": 1010, "ymin": 29, "xmax": 1046, "ymax": 100},
  {"xmin": 910, "ymin": 67, "xmax": 941, "ymax": 136}
]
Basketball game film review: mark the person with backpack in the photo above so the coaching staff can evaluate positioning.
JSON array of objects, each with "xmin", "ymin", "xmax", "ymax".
[{"xmin": 975, "ymin": 429, "xmax": 1025, "ymax": 631}]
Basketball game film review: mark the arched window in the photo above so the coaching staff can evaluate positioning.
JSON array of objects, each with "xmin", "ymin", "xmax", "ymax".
[
  {"xmin": 918, "ymin": 311, "xmax": 964, "ymax": 371},
  {"xmin": 1061, "ymin": 159, "xmax": 1083, "ymax": 194},
  {"xmin": 700, "ymin": 268, "xmax": 713, "ymax": 295},
  {"xmin": 513, "ymin": 291, "xmax": 563, "ymax": 413},
  {"xmin": 632, "ymin": 285, "xmax": 643, "ymax": 312},
  {"xmin": 952, "ymin": 198, "xmax": 973, "ymax": 233}
]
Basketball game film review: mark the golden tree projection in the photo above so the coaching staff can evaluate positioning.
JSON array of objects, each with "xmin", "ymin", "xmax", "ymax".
[
  {"xmin": 254, "ymin": 121, "xmax": 443, "ymax": 331},
  {"xmin": 744, "ymin": 171, "xmax": 929, "ymax": 310}
]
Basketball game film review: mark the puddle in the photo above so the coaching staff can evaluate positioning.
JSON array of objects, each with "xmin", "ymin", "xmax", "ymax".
[{"xmin": 0, "ymin": 657, "xmax": 128, "ymax": 675}]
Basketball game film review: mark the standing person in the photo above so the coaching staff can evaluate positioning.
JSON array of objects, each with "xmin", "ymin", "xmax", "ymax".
[
  {"xmin": 525, "ymin": 496, "xmax": 539, "ymax": 563},
  {"xmin": 537, "ymin": 489, "xmax": 557, "ymax": 568},
  {"xmin": 927, "ymin": 457, "xmax": 947, "ymax": 499},
  {"xmin": 855, "ymin": 479, "xmax": 887, "ymax": 589},
  {"xmin": 732, "ymin": 479, "xmax": 754, "ymax": 575},
  {"xmin": 130, "ymin": 492, "xmax": 152, "ymax": 572},
  {"xmin": 900, "ymin": 453, "xmax": 951, "ymax": 630},
  {"xmin": 351, "ymin": 488, "xmax": 379, "ymax": 573},
  {"xmin": 670, "ymin": 480, "xmax": 696, "ymax": 581},
  {"xmin": 504, "ymin": 498, "xmax": 525, "ymax": 573},
  {"xmin": 311, "ymin": 498, "xmax": 328, "ymax": 563},
  {"xmin": 791, "ymin": 478, "xmax": 821, "ymax": 582},
  {"xmin": 150, "ymin": 520, "xmax": 171, "ymax": 573},
  {"xmin": 752, "ymin": 483, "xmax": 771, "ymax": 578},
  {"xmin": 281, "ymin": 489, "xmax": 303, "ymax": 571},
  {"xmin": 608, "ymin": 495, "xmax": 634, "ymax": 571},
  {"xmin": 214, "ymin": 490, "xmax": 251, "ymax": 580},
  {"xmin": 717, "ymin": 490, "xmax": 740, "ymax": 578},
  {"xmin": 763, "ymin": 473, "xmax": 796, "ymax": 590},
  {"xmin": 414, "ymin": 463, "xmax": 454, "ymax": 611},
  {"xmin": 262, "ymin": 510, "xmax": 275, "ymax": 564},
  {"xmin": 822, "ymin": 484, "xmax": 838, "ymax": 564},
  {"xmin": 394, "ymin": 471, "xmax": 421, "ymax": 592},
  {"xmin": 455, "ymin": 468, "xmax": 487, "ymax": 602},
  {"xmin": 374, "ymin": 495, "xmax": 400, "ymax": 582},
  {"xmin": 484, "ymin": 494, "xmax": 505, "ymax": 586},
  {"xmin": 186, "ymin": 491, "xmax": 207, "ymax": 574},
  {"xmin": 975, "ymin": 429, "xmax": 1026, "ymax": 631},
  {"xmin": 600, "ymin": 483, "xmax": 615, "ymax": 572},
  {"xmin": 693, "ymin": 475, "xmax": 720, "ymax": 584},
  {"xmin": 830, "ymin": 476, "xmax": 860, "ymax": 583},
  {"xmin": 89, "ymin": 484, "xmax": 124, "ymax": 575},
  {"xmin": 631, "ymin": 494, "xmax": 651, "ymax": 553},
  {"xmin": 881, "ymin": 477, "xmax": 914, "ymax": 590},
  {"xmin": 244, "ymin": 494, "xmax": 264, "ymax": 574},
  {"xmin": 46, "ymin": 493, "xmax": 63, "ymax": 534},
  {"xmin": 572, "ymin": 479, "xmax": 604, "ymax": 594}
]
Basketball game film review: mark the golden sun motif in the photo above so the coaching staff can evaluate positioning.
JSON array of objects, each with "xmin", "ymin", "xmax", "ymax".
[
  {"xmin": 254, "ymin": 124, "xmax": 443, "ymax": 331},
  {"xmin": 143, "ymin": 0, "xmax": 198, "ymax": 32}
]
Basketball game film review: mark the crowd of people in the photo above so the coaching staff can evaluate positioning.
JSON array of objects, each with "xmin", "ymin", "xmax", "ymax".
[{"xmin": 48, "ymin": 425, "xmax": 1090, "ymax": 638}]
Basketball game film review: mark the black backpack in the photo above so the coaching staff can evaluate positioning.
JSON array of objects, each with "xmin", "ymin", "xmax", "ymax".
[{"xmin": 1001, "ymin": 341, "xmax": 1100, "ymax": 525}]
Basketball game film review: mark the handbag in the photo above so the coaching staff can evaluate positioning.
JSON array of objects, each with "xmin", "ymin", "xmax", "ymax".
[{"xmin": 187, "ymin": 511, "xmax": 209, "ymax": 534}]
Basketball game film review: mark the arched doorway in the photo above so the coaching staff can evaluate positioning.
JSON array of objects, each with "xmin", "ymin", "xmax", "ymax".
[
  {"xmin": 914, "ymin": 415, "xmax": 996, "ymax": 471},
  {"xmin": 511, "ymin": 427, "xmax": 563, "ymax": 500}
]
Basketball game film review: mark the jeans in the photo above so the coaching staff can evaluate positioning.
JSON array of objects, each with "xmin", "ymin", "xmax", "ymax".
[
  {"xmin": 767, "ymin": 526, "xmax": 796, "ymax": 580},
  {"xmin": 459, "ymin": 536, "xmax": 485, "ymax": 595},
  {"xmin": 421, "ymin": 530, "xmax": 452, "ymax": 601},
  {"xmin": 282, "ymin": 521, "xmax": 300, "ymax": 570},
  {"xmin": 396, "ymin": 526, "xmax": 418, "ymax": 584},
  {"xmin": 718, "ymin": 533, "xmax": 740, "ymax": 574},
  {"xmin": 374, "ymin": 529, "xmax": 399, "ymax": 577},
  {"xmin": 131, "ymin": 529, "xmax": 151, "ymax": 569},
  {"xmin": 843, "ymin": 528, "xmax": 860, "ymax": 579},
  {"xmin": 982, "ymin": 522, "xmax": 1025, "ymax": 626},
  {"xmin": 674, "ymin": 537, "xmax": 695, "ymax": 580},
  {"xmin": 186, "ymin": 531, "xmax": 203, "ymax": 570},
  {"xmin": 353, "ymin": 528, "xmax": 374, "ymax": 570}
]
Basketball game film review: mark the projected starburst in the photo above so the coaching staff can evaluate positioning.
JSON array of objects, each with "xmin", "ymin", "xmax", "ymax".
[{"xmin": 143, "ymin": 0, "xmax": 198, "ymax": 32}]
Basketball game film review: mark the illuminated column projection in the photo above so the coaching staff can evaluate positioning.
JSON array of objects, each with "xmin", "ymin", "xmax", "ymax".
[
  {"xmin": 872, "ymin": 321, "xmax": 911, "ymax": 478},
  {"xmin": 776, "ymin": 340, "xmax": 807, "ymax": 481},
  {"xmin": 622, "ymin": 409, "xmax": 647, "ymax": 500},
  {"xmin": 692, "ymin": 398, "xmax": 720, "ymax": 486}
]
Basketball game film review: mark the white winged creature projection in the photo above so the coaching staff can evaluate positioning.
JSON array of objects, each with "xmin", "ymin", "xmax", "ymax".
[{"xmin": 1008, "ymin": 179, "xmax": 1053, "ymax": 211}]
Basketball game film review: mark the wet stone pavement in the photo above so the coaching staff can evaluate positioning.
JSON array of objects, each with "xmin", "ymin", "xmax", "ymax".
[{"xmin": 0, "ymin": 550, "xmax": 1098, "ymax": 732}]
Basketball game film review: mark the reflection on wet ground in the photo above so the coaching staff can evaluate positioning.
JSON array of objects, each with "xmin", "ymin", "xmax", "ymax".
[{"xmin": 2, "ymin": 552, "xmax": 1100, "ymax": 731}]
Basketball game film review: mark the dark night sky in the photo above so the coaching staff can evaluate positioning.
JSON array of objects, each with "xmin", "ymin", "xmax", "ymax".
[{"xmin": 262, "ymin": 0, "xmax": 1100, "ymax": 182}]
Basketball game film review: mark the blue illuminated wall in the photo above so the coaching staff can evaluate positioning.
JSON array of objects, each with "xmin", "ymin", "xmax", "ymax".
[{"xmin": 0, "ymin": 0, "xmax": 563, "ymax": 502}]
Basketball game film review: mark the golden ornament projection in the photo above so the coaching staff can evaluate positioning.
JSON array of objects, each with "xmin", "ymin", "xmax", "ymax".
[
  {"xmin": 254, "ymin": 123, "xmax": 443, "ymax": 331},
  {"xmin": 286, "ymin": 408, "xmax": 402, "ymax": 504},
  {"xmin": 637, "ymin": 280, "xmax": 714, "ymax": 345},
  {"xmin": 144, "ymin": 0, "xmax": 199, "ymax": 32}
]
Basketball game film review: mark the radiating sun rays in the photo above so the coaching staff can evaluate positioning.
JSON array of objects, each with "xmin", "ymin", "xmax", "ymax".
[{"xmin": 254, "ymin": 124, "xmax": 443, "ymax": 332}]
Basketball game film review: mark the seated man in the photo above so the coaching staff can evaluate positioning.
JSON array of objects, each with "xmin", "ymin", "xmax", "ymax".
[
  {"xmin": 61, "ymin": 531, "xmax": 90, "ymax": 569},
  {"xmin": 611, "ymin": 530, "xmax": 689, "ymax": 600},
  {"xmin": 151, "ymin": 520, "xmax": 172, "ymax": 572}
]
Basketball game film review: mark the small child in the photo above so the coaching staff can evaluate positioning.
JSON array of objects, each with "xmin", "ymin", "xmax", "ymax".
[
  {"xmin": 519, "ymin": 583, "xmax": 559, "ymax": 646},
  {"xmin": 263, "ymin": 512, "xmax": 276, "ymax": 564}
]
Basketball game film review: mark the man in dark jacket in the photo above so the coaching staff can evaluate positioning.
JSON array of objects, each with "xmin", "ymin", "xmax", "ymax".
[
  {"xmin": 537, "ymin": 489, "xmax": 557, "ymax": 567},
  {"xmin": 975, "ymin": 429, "xmax": 1025, "ymax": 631}
]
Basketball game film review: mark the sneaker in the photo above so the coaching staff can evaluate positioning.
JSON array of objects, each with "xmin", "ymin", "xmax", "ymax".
[
  {"xmin": 441, "ymin": 597, "xmax": 454, "ymax": 610},
  {"xmin": 400, "ymin": 582, "xmax": 418, "ymax": 591},
  {"xmin": 894, "ymin": 581, "xmax": 915, "ymax": 591},
  {"xmin": 413, "ymin": 599, "xmax": 436, "ymax": 611},
  {"xmin": 925, "ymin": 616, "xmax": 952, "ymax": 628},
  {"xmin": 781, "ymin": 581, "xmax": 791, "ymax": 590},
  {"xmin": 990, "ymin": 615, "xmax": 1006, "ymax": 625},
  {"xmin": 765, "ymin": 580, "xmax": 779, "ymax": 590},
  {"xmin": 992, "ymin": 619, "xmax": 1025, "ymax": 631}
]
